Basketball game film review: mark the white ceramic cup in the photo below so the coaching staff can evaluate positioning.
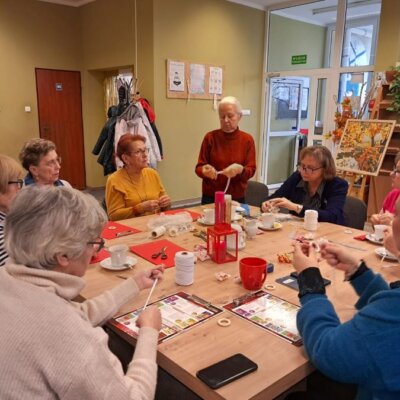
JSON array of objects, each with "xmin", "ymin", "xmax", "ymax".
[
  {"xmin": 374, "ymin": 224, "xmax": 387, "ymax": 241},
  {"xmin": 244, "ymin": 219, "xmax": 258, "ymax": 238},
  {"xmin": 203, "ymin": 208, "xmax": 215, "ymax": 224},
  {"xmin": 109, "ymin": 244, "xmax": 128, "ymax": 267},
  {"xmin": 304, "ymin": 210, "xmax": 318, "ymax": 231},
  {"xmin": 261, "ymin": 213, "xmax": 275, "ymax": 228},
  {"xmin": 227, "ymin": 223, "xmax": 246, "ymax": 249}
]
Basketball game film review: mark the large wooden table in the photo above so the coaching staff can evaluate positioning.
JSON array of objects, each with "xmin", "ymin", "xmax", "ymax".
[{"xmin": 81, "ymin": 208, "xmax": 400, "ymax": 400}]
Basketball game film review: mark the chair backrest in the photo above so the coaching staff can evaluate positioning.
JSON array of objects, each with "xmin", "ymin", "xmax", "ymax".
[
  {"xmin": 245, "ymin": 181, "xmax": 269, "ymax": 208},
  {"xmin": 343, "ymin": 196, "xmax": 367, "ymax": 230}
]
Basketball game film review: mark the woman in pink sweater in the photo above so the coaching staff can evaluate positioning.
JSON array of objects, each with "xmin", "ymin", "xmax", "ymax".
[{"xmin": 0, "ymin": 186, "xmax": 163, "ymax": 400}]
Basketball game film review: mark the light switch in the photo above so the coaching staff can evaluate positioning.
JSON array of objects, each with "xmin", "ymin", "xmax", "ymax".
[
  {"xmin": 24, "ymin": 106, "xmax": 31, "ymax": 113},
  {"xmin": 242, "ymin": 109, "xmax": 251, "ymax": 116}
]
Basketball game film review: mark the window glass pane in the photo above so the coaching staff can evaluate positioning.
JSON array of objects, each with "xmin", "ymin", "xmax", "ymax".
[
  {"xmin": 268, "ymin": 1, "xmax": 337, "ymax": 72},
  {"xmin": 341, "ymin": 0, "xmax": 381, "ymax": 67}
]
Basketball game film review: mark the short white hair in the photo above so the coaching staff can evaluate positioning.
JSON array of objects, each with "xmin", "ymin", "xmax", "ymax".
[
  {"xmin": 219, "ymin": 96, "xmax": 242, "ymax": 114},
  {"xmin": 5, "ymin": 186, "xmax": 107, "ymax": 270}
]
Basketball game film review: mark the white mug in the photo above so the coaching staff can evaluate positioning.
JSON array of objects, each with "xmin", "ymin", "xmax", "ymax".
[
  {"xmin": 374, "ymin": 224, "xmax": 387, "ymax": 241},
  {"xmin": 261, "ymin": 213, "xmax": 275, "ymax": 228},
  {"xmin": 109, "ymin": 244, "xmax": 128, "ymax": 267},
  {"xmin": 304, "ymin": 210, "xmax": 318, "ymax": 231},
  {"xmin": 203, "ymin": 208, "xmax": 215, "ymax": 224}
]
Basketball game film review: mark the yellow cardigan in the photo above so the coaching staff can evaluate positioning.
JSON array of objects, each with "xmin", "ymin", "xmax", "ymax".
[{"xmin": 106, "ymin": 167, "xmax": 167, "ymax": 220}]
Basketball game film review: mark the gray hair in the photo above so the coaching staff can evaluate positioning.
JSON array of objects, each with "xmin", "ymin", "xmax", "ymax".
[
  {"xmin": 219, "ymin": 96, "xmax": 242, "ymax": 114},
  {"xmin": 5, "ymin": 186, "xmax": 107, "ymax": 270}
]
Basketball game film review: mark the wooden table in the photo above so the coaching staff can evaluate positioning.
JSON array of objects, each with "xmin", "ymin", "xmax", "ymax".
[{"xmin": 81, "ymin": 208, "xmax": 400, "ymax": 400}]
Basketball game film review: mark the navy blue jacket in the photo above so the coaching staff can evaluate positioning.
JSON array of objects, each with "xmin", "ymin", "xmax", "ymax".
[{"xmin": 267, "ymin": 171, "xmax": 348, "ymax": 225}]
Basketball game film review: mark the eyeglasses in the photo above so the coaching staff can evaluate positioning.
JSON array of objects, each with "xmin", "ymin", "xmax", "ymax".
[
  {"xmin": 87, "ymin": 237, "xmax": 105, "ymax": 252},
  {"xmin": 131, "ymin": 148, "xmax": 149, "ymax": 157},
  {"xmin": 8, "ymin": 179, "xmax": 24, "ymax": 189},
  {"xmin": 391, "ymin": 167, "xmax": 400, "ymax": 176},
  {"xmin": 297, "ymin": 164, "xmax": 323, "ymax": 174},
  {"xmin": 43, "ymin": 157, "xmax": 62, "ymax": 167}
]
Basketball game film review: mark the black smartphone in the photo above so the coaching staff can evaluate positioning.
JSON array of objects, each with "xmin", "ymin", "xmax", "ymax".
[{"xmin": 196, "ymin": 353, "xmax": 258, "ymax": 389}]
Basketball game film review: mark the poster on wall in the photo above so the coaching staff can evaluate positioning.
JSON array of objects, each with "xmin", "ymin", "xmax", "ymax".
[
  {"xmin": 189, "ymin": 63, "xmax": 205, "ymax": 94},
  {"xmin": 335, "ymin": 119, "xmax": 396, "ymax": 176},
  {"xmin": 168, "ymin": 60, "xmax": 185, "ymax": 92},
  {"xmin": 209, "ymin": 66, "xmax": 223, "ymax": 95}
]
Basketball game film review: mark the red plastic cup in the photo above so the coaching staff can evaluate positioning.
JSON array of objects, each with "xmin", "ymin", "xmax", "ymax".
[{"xmin": 239, "ymin": 257, "xmax": 267, "ymax": 290}]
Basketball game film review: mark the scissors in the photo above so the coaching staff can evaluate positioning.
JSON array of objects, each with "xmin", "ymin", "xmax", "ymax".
[{"xmin": 151, "ymin": 246, "xmax": 168, "ymax": 260}]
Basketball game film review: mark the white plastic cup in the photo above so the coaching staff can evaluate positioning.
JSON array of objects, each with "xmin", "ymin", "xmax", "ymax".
[
  {"xmin": 304, "ymin": 210, "xmax": 318, "ymax": 231},
  {"xmin": 374, "ymin": 224, "xmax": 387, "ymax": 241},
  {"xmin": 261, "ymin": 213, "xmax": 275, "ymax": 228},
  {"xmin": 109, "ymin": 244, "xmax": 128, "ymax": 267},
  {"xmin": 203, "ymin": 208, "xmax": 215, "ymax": 224}
]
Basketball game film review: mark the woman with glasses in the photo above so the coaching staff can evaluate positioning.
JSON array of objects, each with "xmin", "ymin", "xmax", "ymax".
[
  {"xmin": 0, "ymin": 186, "xmax": 163, "ymax": 399},
  {"xmin": 262, "ymin": 145, "xmax": 348, "ymax": 224},
  {"xmin": 195, "ymin": 96, "xmax": 256, "ymax": 204},
  {"xmin": 106, "ymin": 133, "xmax": 171, "ymax": 220},
  {"xmin": 370, "ymin": 152, "xmax": 400, "ymax": 226},
  {"xmin": 19, "ymin": 138, "xmax": 71, "ymax": 187},
  {"xmin": 0, "ymin": 154, "xmax": 24, "ymax": 266}
]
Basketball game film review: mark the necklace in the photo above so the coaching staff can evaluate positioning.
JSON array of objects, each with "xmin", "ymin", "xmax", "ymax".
[{"xmin": 124, "ymin": 167, "xmax": 148, "ymax": 202}]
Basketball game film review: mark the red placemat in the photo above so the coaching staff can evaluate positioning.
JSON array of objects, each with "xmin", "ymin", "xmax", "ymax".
[
  {"xmin": 90, "ymin": 248, "xmax": 110, "ymax": 264},
  {"xmin": 130, "ymin": 239, "xmax": 187, "ymax": 268},
  {"xmin": 160, "ymin": 209, "xmax": 201, "ymax": 221},
  {"xmin": 101, "ymin": 221, "xmax": 141, "ymax": 240}
]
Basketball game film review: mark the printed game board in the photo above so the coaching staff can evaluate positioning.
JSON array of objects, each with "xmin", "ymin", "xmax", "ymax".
[
  {"xmin": 109, "ymin": 292, "xmax": 223, "ymax": 343},
  {"xmin": 224, "ymin": 291, "xmax": 302, "ymax": 345}
]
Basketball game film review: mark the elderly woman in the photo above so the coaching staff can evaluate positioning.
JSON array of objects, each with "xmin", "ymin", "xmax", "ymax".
[
  {"xmin": 0, "ymin": 154, "xmax": 24, "ymax": 266},
  {"xmin": 0, "ymin": 186, "xmax": 163, "ymax": 399},
  {"xmin": 19, "ymin": 138, "xmax": 71, "ymax": 187},
  {"xmin": 370, "ymin": 151, "xmax": 400, "ymax": 226},
  {"xmin": 195, "ymin": 96, "xmax": 256, "ymax": 204},
  {"xmin": 106, "ymin": 133, "xmax": 171, "ymax": 220},
  {"xmin": 262, "ymin": 145, "xmax": 348, "ymax": 224}
]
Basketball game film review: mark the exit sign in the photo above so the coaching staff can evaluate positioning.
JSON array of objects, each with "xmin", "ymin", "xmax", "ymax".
[{"xmin": 291, "ymin": 55, "xmax": 307, "ymax": 65}]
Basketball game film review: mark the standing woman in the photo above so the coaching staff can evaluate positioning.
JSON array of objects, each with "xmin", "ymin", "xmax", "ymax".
[
  {"xmin": 19, "ymin": 138, "xmax": 71, "ymax": 187},
  {"xmin": 106, "ymin": 133, "xmax": 171, "ymax": 220},
  {"xmin": 195, "ymin": 96, "xmax": 256, "ymax": 204},
  {"xmin": 0, "ymin": 154, "xmax": 24, "ymax": 266},
  {"xmin": 262, "ymin": 145, "xmax": 348, "ymax": 225}
]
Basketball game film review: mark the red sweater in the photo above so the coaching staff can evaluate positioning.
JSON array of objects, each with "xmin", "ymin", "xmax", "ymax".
[{"xmin": 195, "ymin": 128, "xmax": 256, "ymax": 200}]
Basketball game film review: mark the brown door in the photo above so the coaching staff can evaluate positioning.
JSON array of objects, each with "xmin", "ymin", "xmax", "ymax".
[{"xmin": 35, "ymin": 68, "xmax": 86, "ymax": 189}]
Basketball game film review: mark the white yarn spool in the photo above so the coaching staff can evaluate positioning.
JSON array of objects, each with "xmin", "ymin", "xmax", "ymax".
[
  {"xmin": 175, "ymin": 251, "xmax": 196, "ymax": 286},
  {"xmin": 151, "ymin": 226, "xmax": 166, "ymax": 238}
]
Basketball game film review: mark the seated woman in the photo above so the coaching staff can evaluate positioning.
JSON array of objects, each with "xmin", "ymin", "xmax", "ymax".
[
  {"xmin": 195, "ymin": 96, "xmax": 256, "ymax": 204},
  {"xmin": 19, "ymin": 138, "xmax": 71, "ymax": 187},
  {"xmin": 262, "ymin": 145, "xmax": 348, "ymax": 225},
  {"xmin": 0, "ymin": 186, "xmax": 163, "ymax": 399},
  {"xmin": 370, "ymin": 152, "xmax": 400, "ymax": 226},
  {"xmin": 106, "ymin": 133, "xmax": 171, "ymax": 220},
  {"xmin": 0, "ymin": 154, "xmax": 24, "ymax": 266}
]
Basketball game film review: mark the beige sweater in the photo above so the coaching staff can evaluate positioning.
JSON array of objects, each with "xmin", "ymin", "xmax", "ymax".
[{"xmin": 0, "ymin": 262, "xmax": 159, "ymax": 400}]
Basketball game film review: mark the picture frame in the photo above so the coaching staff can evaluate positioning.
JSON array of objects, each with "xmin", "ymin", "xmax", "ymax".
[{"xmin": 335, "ymin": 119, "xmax": 396, "ymax": 176}]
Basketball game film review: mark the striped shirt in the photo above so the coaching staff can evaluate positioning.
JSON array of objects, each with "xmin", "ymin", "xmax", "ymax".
[{"xmin": 0, "ymin": 212, "xmax": 6, "ymax": 266}]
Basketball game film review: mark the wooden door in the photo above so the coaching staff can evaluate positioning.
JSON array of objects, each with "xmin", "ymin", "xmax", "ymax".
[{"xmin": 35, "ymin": 68, "xmax": 86, "ymax": 189}]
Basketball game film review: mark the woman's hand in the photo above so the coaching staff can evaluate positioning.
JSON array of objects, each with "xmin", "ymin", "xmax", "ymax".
[
  {"xmin": 293, "ymin": 241, "xmax": 319, "ymax": 273},
  {"xmin": 222, "ymin": 163, "xmax": 243, "ymax": 178},
  {"xmin": 320, "ymin": 243, "xmax": 359, "ymax": 274},
  {"xmin": 140, "ymin": 200, "xmax": 160, "ymax": 213},
  {"xmin": 383, "ymin": 228, "xmax": 399, "ymax": 258},
  {"xmin": 264, "ymin": 197, "xmax": 298, "ymax": 212},
  {"xmin": 202, "ymin": 164, "xmax": 217, "ymax": 180},
  {"xmin": 134, "ymin": 266, "xmax": 164, "ymax": 291},
  {"xmin": 372, "ymin": 212, "xmax": 393, "ymax": 226},
  {"xmin": 136, "ymin": 305, "xmax": 162, "ymax": 331},
  {"xmin": 158, "ymin": 195, "xmax": 171, "ymax": 209}
]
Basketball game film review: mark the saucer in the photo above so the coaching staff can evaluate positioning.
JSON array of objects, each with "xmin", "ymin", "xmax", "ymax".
[
  {"xmin": 366, "ymin": 233, "xmax": 384, "ymax": 245},
  {"xmin": 100, "ymin": 256, "xmax": 137, "ymax": 271},
  {"xmin": 375, "ymin": 247, "xmax": 397, "ymax": 261},
  {"xmin": 258, "ymin": 222, "xmax": 283, "ymax": 231}
]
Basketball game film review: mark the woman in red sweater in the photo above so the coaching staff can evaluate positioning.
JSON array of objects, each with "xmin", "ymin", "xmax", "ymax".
[{"xmin": 195, "ymin": 96, "xmax": 256, "ymax": 204}]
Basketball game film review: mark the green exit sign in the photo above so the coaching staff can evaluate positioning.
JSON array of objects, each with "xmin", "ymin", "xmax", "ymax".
[{"xmin": 291, "ymin": 55, "xmax": 307, "ymax": 65}]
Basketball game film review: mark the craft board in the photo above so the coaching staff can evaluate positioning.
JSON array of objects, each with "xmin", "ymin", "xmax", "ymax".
[
  {"xmin": 101, "ymin": 221, "xmax": 141, "ymax": 240},
  {"xmin": 224, "ymin": 291, "xmax": 302, "ymax": 346},
  {"xmin": 109, "ymin": 292, "xmax": 223, "ymax": 343}
]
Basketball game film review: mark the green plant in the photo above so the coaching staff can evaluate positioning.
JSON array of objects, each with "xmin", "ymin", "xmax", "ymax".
[{"xmin": 387, "ymin": 65, "xmax": 400, "ymax": 113}]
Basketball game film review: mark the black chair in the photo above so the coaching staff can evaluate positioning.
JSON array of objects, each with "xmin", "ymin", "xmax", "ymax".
[
  {"xmin": 245, "ymin": 181, "xmax": 269, "ymax": 208},
  {"xmin": 343, "ymin": 196, "xmax": 367, "ymax": 230}
]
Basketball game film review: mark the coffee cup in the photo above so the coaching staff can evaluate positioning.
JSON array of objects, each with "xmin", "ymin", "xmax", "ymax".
[
  {"xmin": 244, "ymin": 219, "xmax": 258, "ymax": 238},
  {"xmin": 203, "ymin": 208, "xmax": 215, "ymax": 224},
  {"xmin": 374, "ymin": 224, "xmax": 387, "ymax": 241},
  {"xmin": 239, "ymin": 257, "xmax": 267, "ymax": 290},
  {"xmin": 109, "ymin": 244, "xmax": 128, "ymax": 267},
  {"xmin": 261, "ymin": 213, "xmax": 275, "ymax": 228},
  {"xmin": 227, "ymin": 223, "xmax": 246, "ymax": 249}
]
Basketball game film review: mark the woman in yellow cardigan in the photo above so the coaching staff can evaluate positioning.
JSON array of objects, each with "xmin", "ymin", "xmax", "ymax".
[{"xmin": 106, "ymin": 134, "xmax": 171, "ymax": 220}]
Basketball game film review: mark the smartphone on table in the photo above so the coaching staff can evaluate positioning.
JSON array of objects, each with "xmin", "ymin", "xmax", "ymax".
[{"xmin": 196, "ymin": 353, "xmax": 258, "ymax": 389}]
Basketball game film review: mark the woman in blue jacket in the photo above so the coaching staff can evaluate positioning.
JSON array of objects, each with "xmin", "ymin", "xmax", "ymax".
[{"xmin": 262, "ymin": 146, "xmax": 348, "ymax": 225}]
